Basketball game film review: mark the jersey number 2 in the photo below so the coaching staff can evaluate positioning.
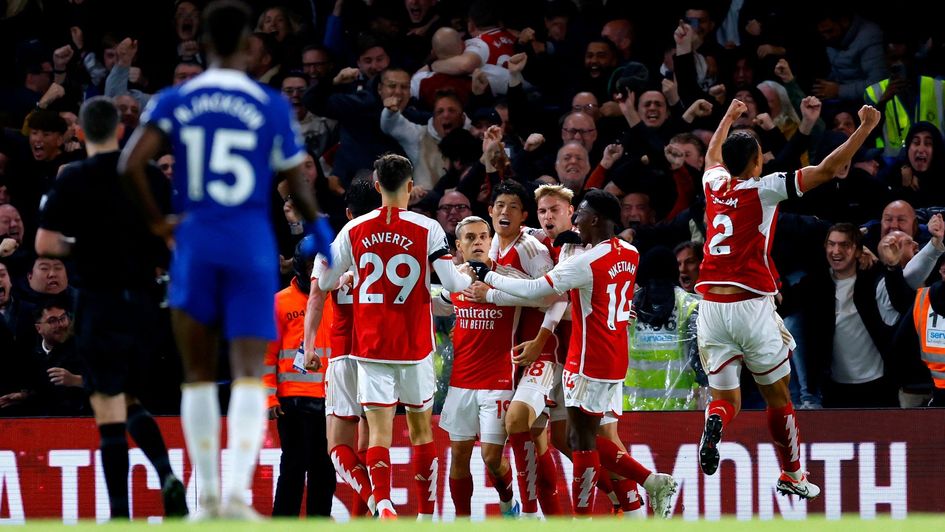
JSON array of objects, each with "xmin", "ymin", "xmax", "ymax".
[
  {"xmin": 708, "ymin": 214, "xmax": 733, "ymax": 256},
  {"xmin": 358, "ymin": 252, "xmax": 421, "ymax": 304},
  {"xmin": 181, "ymin": 127, "xmax": 256, "ymax": 206},
  {"xmin": 606, "ymin": 281, "xmax": 632, "ymax": 330}
]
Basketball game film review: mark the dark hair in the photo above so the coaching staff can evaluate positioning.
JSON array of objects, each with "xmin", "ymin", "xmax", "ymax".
[
  {"xmin": 302, "ymin": 44, "xmax": 331, "ymax": 57},
  {"xmin": 380, "ymin": 67, "xmax": 409, "ymax": 84},
  {"xmin": 79, "ymin": 97, "xmax": 120, "ymax": 144},
  {"xmin": 491, "ymin": 179, "xmax": 529, "ymax": 207},
  {"xmin": 26, "ymin": 110, "xmax": 67, "ymax": 134},
  {"xmin": 439, "ymin": 129, "xmax": 481, "ymax": 166},
  {"xmin": 673, "ymin": 240, "xmax": 704, "ymax": 261},
  {"xmin": 356, "ymin": 33, "xmax": 388, "ymax": 58},
  {"xmin": 670, "ymin": 132, "xmax": 707, "ymax": 155},
  {"xmin": 346, "ymin": 178, "xmax": 382, "ymax": 217},
  {"xmin": 586, "ymin": 38, "xmax": 619, "ymax": 59},
  {"xmin": 433, "ymin": 89, "xmax": 462, "ymax": 108},
  {"xmin": 721, "ymin": 131, "xmax": 760, "ymax": 176},
  {"xmin": 32, "ymin": 297, "xmax": 70, "ymax": 323},
  {"xmin": 468, "ymin": 0, "xmax": 500, "ymax": 30},
  {"xmin": 374, "ymin": 153, "xmax": 413, "ymax": 192},
  {"xmin": 825, "ymin": 222, "xmax": 862, "ymax": 250},
  {"xmin": 581, "ymin": 188, "xmax": 621, "ymax": 226},
  {"xmin": 203, "ymin": 0, "xmax": 252, "ymax": 57}
]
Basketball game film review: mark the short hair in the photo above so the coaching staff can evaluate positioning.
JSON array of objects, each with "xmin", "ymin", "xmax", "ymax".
[
  {"xmin": 302, "ymin": 44, "xmax": 331, "ymax": 57},
  {"xmin": 438, "ymin": 129, "xmax": 481, "ymax": 165},
  {"xmin": 585, "ymin": 38, "xmax": 619, "ymax": 59},
  {"xmin": 356, "ymin": 33, "xmax": 388, "ymax": 58},
  {"xmin": 346, "ymin": 178, "xmax": 382, "ymax": 217},
  {"xmin": 721, "ymin": 130, "xmax": 760, "ymax": 176},
  {"xmin": 534, "ymin": 184, "xmax": 574, "ymax": 205},
  {"xmin": 669, "ymin": 132, "xmax": 706, "ymax": 155},
  {"xmin": 373, "ymin": 153, "xmax": 413, "ymax": 192},
  {"xmin": 581, "ymin": 188, "xmax": 621, "ymax": 226},
  {"xmin": 468, "ymin": 0, "xmax": 500, "ymax": 30},
  {"xmin": 491, "ymin": 179, "xmax": 529, "ymax": 207},
  {"xmin": 673, "ymin": 240, "xmax": 704, "ymax": 262},
  {"xmin": 79, "ymin": 97, "xmax": 120, "ymax": 144},
  {"xmin": 380, "ymin": 67, "xmax": 409, "ymax": 84},
  {"xmin": 33, "ymin": 298, "xmax": 69, "ymax": 323},
  {"xmin": 825, "ymin": 222, "xmax": 862, "ymax": 250},
  {"xmin": 433, "ymin": 89, "xmax": 462, "ymax": 109},
  {"xmin": 26, "ymin": 110, "xmax": 67, "ymax": 134},
  {"xmin": 203, "ymin": 0, "xmax": 252, "ymax": 57},
  {"xmin": 455, "ymin": 216, "xmax": 491, "ymax": 239}
]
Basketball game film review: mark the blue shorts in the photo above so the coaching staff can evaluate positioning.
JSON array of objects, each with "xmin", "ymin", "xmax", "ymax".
[{"xmin": 168, "ymin": 233, "xmax": 278, "ymax": 340}]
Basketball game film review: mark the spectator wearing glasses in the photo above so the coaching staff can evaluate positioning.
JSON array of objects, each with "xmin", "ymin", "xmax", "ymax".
[
  {"xmin": 560, "ymin": 111, "xmax": 601, "ymax": 167},
  {"xmin": 436, "ymin": 191, "xmax": 473, "ymax": 254},
  {"xmin": 282, "ymin": 72, "xmax": 338, "ymax": 158},
  {"xmin": 28, "ymin": 301, "xmax": 90, "ymax": 416},
  {"xmin": 301, "ymin": 45, "xmax": 334, "ymax": 86}
]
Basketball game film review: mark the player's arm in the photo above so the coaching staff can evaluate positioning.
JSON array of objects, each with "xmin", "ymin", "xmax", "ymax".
[
  {"xmin": 119, "ymin": 125, "xmax": 171, "ymax": 241},
  {"xmin": 34, "ymin": 229, "xmax": 73, "ymax": 257},
  {"xmin": 303, "ymin": 262, "xmax": 329, "ymax": 371},
  {"xmin": 797, "ymin": 105, "xmax": 881, "ymax": 192},
  {"xmin": 317, "ymin": 234, "xmax": 352, "ymax": 292},
  {"xmin": 433, "ymin": 255, "xmax": 474, "ymax": 292},
  {"xmin": 432, "ymin": 290, "xmax": 454, "ymax": 317},
  {"xmin": 704, "ymin": 99, "xmax": 748, "ymax": 170},
  {"xmin": 431, "ymin": 50, "xmax": 483, "ymax": 76},
  {"xmin": 481, "ymin": 270, "xmax": 558, "ymax": 299}
]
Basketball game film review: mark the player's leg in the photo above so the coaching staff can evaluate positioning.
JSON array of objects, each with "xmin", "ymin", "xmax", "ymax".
[
  {"xmin": 529, "ymin": 419, "xmax": 563, "ymax": 516},
  {"xmin": 88, "ymin": 393, "xmax": 131, "ymax": 519},
  {"xmin": 756, "ymin": 372, "xmax": 819, "ymax": 499},
  {"xmin": 566, "ymin": 406, "xmax": 601, "ymax": 517},
  {"xmin": 400, "ymin": 357, "xmax": 438, "ymax": 519},
  {"xmin": 449, "ymin": 440, "xmax": 476, "ymax": 518},
  {"xmin": 272, "ymin": 398, "xmax": 305, "ymax": 517},
  {"xmin": 441, "ymin": 386, "xmax": 477, "ymax": 518},
  {"xmin": 125, "ymin": 397, "xmax": 186, "ymax": 517},
  {"xmin": 358, "ymin": 360, "xmax": 399, "ymax": 518},
  {"xmin": 172, "ymin": 309, "xmax": 222, "ymax": 515},
  {"xmin": 596, "ymin": 421, "xmax": 642, "ymax": 517},
  {"xmin": 326, "ymin": 359, "xmax": 374, "ymax": 514},
  {"xmin": 506, "ymin": 360, "xmax": 553, "ymax": 516},
  {"xmin": 478, "ymin": 390, "xmax": 518, "ymax": 516}
]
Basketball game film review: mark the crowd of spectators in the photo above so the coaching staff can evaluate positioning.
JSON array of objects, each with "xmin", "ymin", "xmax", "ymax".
[{"xmin": 2, "ymin": 0, "xmax": 944, "ymax": 416}]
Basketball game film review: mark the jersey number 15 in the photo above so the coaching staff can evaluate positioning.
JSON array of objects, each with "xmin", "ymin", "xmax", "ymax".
[{"xmin": 181, "ymin": 127, "xmax": 257, "ymax": 206}]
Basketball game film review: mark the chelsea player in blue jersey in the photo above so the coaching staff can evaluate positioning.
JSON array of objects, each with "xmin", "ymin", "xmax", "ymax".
[{"xmin": 120, "ymin": 0, "xmax": 331, "ymax": 519}]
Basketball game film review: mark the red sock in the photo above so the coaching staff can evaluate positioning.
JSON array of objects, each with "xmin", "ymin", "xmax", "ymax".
[
  {"xmin": 536, "ymin": 448, "xmax": 563, "ymax": 516},
  {"xmin": 707, "ymin": 399, "xmax": 736, "ymax": 428},
  {"xmin": 595, "ymin": 437, "xmax": 652, "ymax": 485},
  {"xmin": 449, "ymin": 476, "xmax": 473, "ymax": 516},
  {"xmin": 366, "ymin": 446, "xmax": 392, "ymax": 505},
  {"xmin": 331, "ymin": 445, "xmax": 374, "ymax": 505},
  {"xmin": 571, "ymin": 450, "xmax": 600, "ymax": 516},
  {"xmin": 412, "ymin": 442, "xmax": 438, "ymax": 515},
  {"xmin": 487, "ymin": 467, "xmax": 514, "ymax": 503},
  {"xmin": 616, "ymin": 478, "xmax": 642, "ymax": 511},
  {"xmin": 353, "ymin": 448, "xmax": 371, "ymax": 516},
  {"xmin": 767, "ymin": 402, "xmax": 802, "ymax": 473},
  {"xmin": 509, "ymin": 432, "xmax": 538, "ymax": 513}
]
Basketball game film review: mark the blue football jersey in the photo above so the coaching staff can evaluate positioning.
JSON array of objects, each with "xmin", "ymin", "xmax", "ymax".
[{"xmin": 141, "ymin": 68, "xmax": 304, "ymax": 224}]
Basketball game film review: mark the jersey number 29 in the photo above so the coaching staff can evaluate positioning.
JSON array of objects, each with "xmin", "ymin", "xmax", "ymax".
[{"xmin": 359, "ymin": 252, "xmax": 421, "ymax": 304}]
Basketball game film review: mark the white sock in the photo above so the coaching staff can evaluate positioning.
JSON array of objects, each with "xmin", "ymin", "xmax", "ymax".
[
  {"xmin": 181, "ymin": 382, "xmax": 221, "ymax": 504},
  {"xmin": 224, "ymin": 379, "xmax": 267, "ymax": 502}
]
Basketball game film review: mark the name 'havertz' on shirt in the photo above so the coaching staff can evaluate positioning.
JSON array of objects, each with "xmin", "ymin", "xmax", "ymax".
[{"xmin": 360, "ymin": 232, "xmax": 415, "ymax": 250}]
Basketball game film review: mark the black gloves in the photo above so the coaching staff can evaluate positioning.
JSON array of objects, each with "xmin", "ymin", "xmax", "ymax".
[{"xmin": 466, "ymin": 260, "xmax": 491, "ymax": 282}]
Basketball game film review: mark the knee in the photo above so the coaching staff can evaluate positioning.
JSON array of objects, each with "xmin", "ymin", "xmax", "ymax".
[
  {"xmin": 481, "ymin": 449, "xmax": 503, "ymax": 473},
  {"xmin": 505, "ymin": 406, "xmax": 530, "ymax": 434}
]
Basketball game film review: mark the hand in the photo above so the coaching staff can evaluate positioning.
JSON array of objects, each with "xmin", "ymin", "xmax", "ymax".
[
  {"xmin": 461, "ymin": 281, "xmax": 491, "ymax": 302},
  {"xmin": 279, "ymin": 254, "xmax": 294, "ymax": 275},
  {"xmin": 616, "ymin": 91, "xmax": 639, "ymax": 126},
  {"xmin": 383, "ymin": 96, "xmax": 402, "ymax": 112},
  {"xmin": 300, "ymin": 216, "xmax": 336, "ymax": 265},
  {"xmin": 756, "ymin": 44, "xmax": 778, "ymax": 59},
  {"xmin": 683, "ymin": 98, "xmax": 713, "ymax": 123},
  {"xmin": 929, "ymin": 214, "xmax": 944, "ymax": 246},
  {"xmin": 70, "ymin": 26, "xmax": 84, "ymax": 51},
  {"xmin": 664, "ymin": 144, "xmax": 685, "ymax": 170},
  {"xmin": 799, "ymin": 96, "xmax": 822, "ymax": 123},
  {"xmin": 877, "ymin": 234, "xmax": 905, "ymax": 267},
  {"xmin": 745, "ymin": 19, "xmax": 762, "ymax": 37},
  {"xmin": 179, "ymin": 40, "xmax": 199, "ymax": 59},
  {"xmin": 812, "ymin": 79, "xmax": 839, "ymax": 99},
  {"xmin": 673, "ymin": 20, "xmax": 694, "ymax": 54},
  {"xmin": 471, "ymin": 68, "xmax": 490, "ymax": 96},
  {"xmin": 0, "ymin": 392, "xmax": 28, "ymax": 408},
  {"xmin": 53, "ymin": 45, "xmax": 75, "ymax": 70},
  {"xmin": 857, "ymin": 105, "xmax": 881, "ymax": 131},
  {"xmin": 116, "ymin": 38, "xmax": 138, "ymax": 67},
  {"xmin": 900, "ymin": 165, "xmax": 918, "ymax": 190},
  {"xmin": 512, "ymin": 340, "xmax": 542, "ymax": 366},
  {"xmin": 523, "ymin": 133, "xmax": 545, "ymax": 152},
  {"xmin": 506, "ymin": 53, "xmax": 527, "ymax": 75},
  {"xmin": 661, "ymin": 77, "xmax": 680, "ymax": 106},
  {"xmin": 858, "ymin": 245, "xmax": 879, "ymax": 270},
  {"xmin": 38, "ymin": 83, "xmax": 65, "ymax": 109},
  {"xmin": 283, "ymin": 198, "xmax": 302, "ymax": 224},
  {"xmin": 725, "ymin": 98, "xmax": 748, "ymax": 121},
  {"xmin": 268, "ymin": 405, "xmax": 284, "ymax": 419},
  {"xmin": 128, "ymin": 67, "xmax": 143, "ymax": 84},
  {"xmin": 853, "ymin": 160, "xmax": 880, "ymax": 177},
  {"xmin": 0, "ymin": 237, "xmax": 18, "ymax": 257},
  {"xmin": 518, "ymin": 27, "xmax": 536, "ymax": 45},
  {"xmin": 465, "ymin": 260, "xmax": 491, "ymax": 282},
  {"xmin": 774, "ymin": 59, "xmax": 794, "ymax": 83},
  {"xmin": 333, "ymin": 67, "xmax": 360, "ymax": 85},
  {"xmin": 48, "ymin": 367, "xmax": 81, "ymax": 387},
  {"xmin": 708, "ymin": 83, "xmax": 727, "ymax": 104},
  {"xmin": 880, "ymin": 77, "xmax": 906, "ymax": 104},
  {"xmin": 339, "ymin": 271, "xmax": 355, "ymax": 289},
  {"xmin": 409, "ymin": 185, "xmax": 428, "ymax": 204},
  {"xmin": 753, "ymin": 112, "xmax": 775, "ymax": 130},
  {"xmin": 327, "ymin": 175, "xmax": 346, "ymax": 196},
  {"xmin": 304, "ymin": 352, "xmax": 323, "ymax": 372},
  {"xmin": 600, "ymin": 143, "xmax": 624, "ymax": 170}
]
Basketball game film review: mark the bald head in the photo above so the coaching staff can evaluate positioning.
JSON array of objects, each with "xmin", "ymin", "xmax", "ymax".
[
  {"xmin": 601, "ymin": 19, "xmax": 633, "ymax": 58},
  {"xmin": 881, "ymin": 200, "xmax": 917, "ymax": 238},
  {"xmin": 432, "ymin": 27, "xmax": 464, "ymax": 59}
]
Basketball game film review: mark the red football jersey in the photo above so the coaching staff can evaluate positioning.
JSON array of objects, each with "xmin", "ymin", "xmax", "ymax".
[
  {"xmin": 546, "ymin": 238, "xmax": 640, "ymax": 382},
  {"xmin": 490, "ymin": 231, "xmax": 557, "ymax": 362},
  {"xmin": 332, "ymin": 207, "xmax": 450, "ymax": 363},
  {"xmin": 311, "ymin": 260, "xmax": 354, "ymax": 360},
  {"xmin": 696, "ymin": 165, "xmax": 802, "ymax": 296},
  {"xmin": 465, "ymin": 29, "xmax": 516, "ymax": 67},
  {"xmin": 449, "ymin": 293, "xmax": 518, "ymax": 390}
]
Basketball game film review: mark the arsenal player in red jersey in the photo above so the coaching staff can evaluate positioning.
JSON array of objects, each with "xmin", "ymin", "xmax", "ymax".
[
  {"xmin": 696, "ymin": 98, "xmax": 879, "ymax": 500},
  {"xmin": 318, "ymin": 154, "xmax": 476, "ymax": 519},
  {"xmin": 467, "ymin": 190, "xmax": 678, "ymax": 518}
]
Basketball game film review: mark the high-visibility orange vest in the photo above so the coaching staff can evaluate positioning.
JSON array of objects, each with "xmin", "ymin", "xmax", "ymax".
[
  {"xmin": 263, "ymin": 278, "xmax": 332, "ymax": 407},
  {"xmin": 912, "ymin": 287, "xmax": 945, "ymax": 390}
]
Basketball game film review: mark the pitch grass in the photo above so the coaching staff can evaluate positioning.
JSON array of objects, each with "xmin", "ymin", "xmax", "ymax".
[{"xmin": 13, "ymin": 515, "xmax": 945, "ymax": 532}]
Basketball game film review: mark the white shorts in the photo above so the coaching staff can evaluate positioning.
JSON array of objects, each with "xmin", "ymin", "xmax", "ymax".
[
  {"xmin": 356, "ymin": 356, "xmax": 435, "ymax": 412},
  {"xmin": 439, "ymin": 387, "xmax": 514, "ymax": 445},
  {"xmin": 697, "ymin": 295, "xmax": 794, "ymax": 390},
  {"xmin": 512, "ymin": 359, "xmax": 556, "ymax": 418},
  {"xmin": 547, "ymin": 362, "xmax": 568, "ymax": 423},
  {"xmin": 326, "ymin": 357, "xmax": 362, "ymax": 420},
  {"xmin": 563, "ymin": 370, "xmax": 621, "ymax": 419}
]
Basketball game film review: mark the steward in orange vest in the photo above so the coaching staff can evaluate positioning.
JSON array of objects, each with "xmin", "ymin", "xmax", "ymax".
[{"xmin": 264, "ymin": 236, "xmax": 336, "ymax": 517}]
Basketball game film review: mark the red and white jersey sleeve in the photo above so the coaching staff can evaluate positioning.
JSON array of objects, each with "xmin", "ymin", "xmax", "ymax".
[
  {"xmin": 310, "ymin": 257, "xmax": 352, "ymax": 360},
  {"xmin": 338, "ymin": 207, "xmax": 450, "ymax": 363},
  {"xmin": 547, "ymin": 238, "xmax": 639, "ymax": 382},
  {"xmin": 449, "ymin": 294, "xmax": 518, "ymax": 390},
  {"xmin": 465, "ymin": 29, "xmax": 516, "ymax": 67},
  {"xmin": 696, "ymin": 165, "xmax": 803, "ymax": 296}
]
